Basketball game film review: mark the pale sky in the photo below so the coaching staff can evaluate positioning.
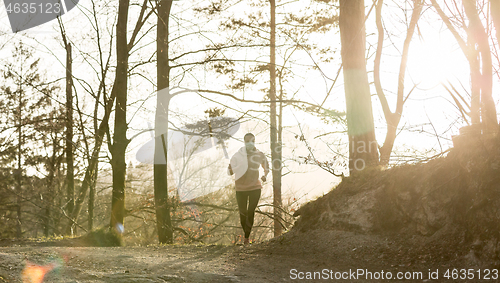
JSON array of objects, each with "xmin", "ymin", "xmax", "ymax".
[{"xmin": 1, "ymin": 0, "xmax": 499, "ymax": 203}]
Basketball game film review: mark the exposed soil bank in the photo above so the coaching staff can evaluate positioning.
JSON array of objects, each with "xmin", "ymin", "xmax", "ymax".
[{"xmin": 292, "ymin": 137, "xmax": 500, "ymax": 270}]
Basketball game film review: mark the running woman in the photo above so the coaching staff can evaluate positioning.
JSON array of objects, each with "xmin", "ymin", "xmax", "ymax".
[{"xmin": 228, "ymin": 133, "xmax": 269, "ymax": 244}]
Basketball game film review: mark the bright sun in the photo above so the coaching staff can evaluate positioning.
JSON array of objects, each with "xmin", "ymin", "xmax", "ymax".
[{"xmin": 407, "ymin": 34, "xmax": 469, "ymax": 90}]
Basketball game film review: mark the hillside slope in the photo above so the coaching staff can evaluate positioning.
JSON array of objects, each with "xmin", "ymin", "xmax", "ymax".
[{"xmin": 291, "ymin": 137, "xmax": 500, "ymax": 266}]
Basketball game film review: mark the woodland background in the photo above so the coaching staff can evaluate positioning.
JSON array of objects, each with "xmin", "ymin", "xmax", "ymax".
[{"xmin": 0, "ymin": 0, "xmax": 499, "ymax": 246}]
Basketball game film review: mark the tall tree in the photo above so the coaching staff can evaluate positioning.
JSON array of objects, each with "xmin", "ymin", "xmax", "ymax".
[
  {"xmin": 491, "ymin": 0, "xmax": 500, "ymax": 46},
  {"xmin": 375, "ymin": 0, "xmax": 423, "ymax": 165},
  {"xmin": 0, "ymin": 43, "xmax": 56, "ymax": 237},
  {"xmin": 339, "ymin": 0, "xmax": 379, "ymax": 172},
  {"xmin": 155, "ymin": 0, "xmax": 174, "ymax": 244},
  {"xmin": 269, "ymin": 0, "xmax": 282, "ymax": 237},
  {"xmin": 490, "ymin": 0, "xmax": 500, "ymax": 132},
  {"xmin": 463, "ymin": 0, "xmax": 497, "ymax": 133},
  {"xmin": 109, "ymin": 0, "xmax": 131, "ymax": 232},
  {"xmin": 15, "ymin": 72, "xmax": 22, "ymax": 238},
  {"xmin": 431, "ymin": 0, "xmax": 498, "ymax": 133},
  {"xmin": 39, "ymin": 108, "xmax": 66, "ymax": 237},
  {"xmin": 67, "ymin": 0, "xmax": 153, "ymax": 233},
  {"xmin": 65, "ymin": 43, "xmax": 74, "ymax": 231},
  {"xmin": 59, "ymin": 19, "xmax": 75, "ymax": 234}
]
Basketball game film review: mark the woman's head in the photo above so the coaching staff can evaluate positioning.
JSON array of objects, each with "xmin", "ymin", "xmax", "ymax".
[
  {"xmin": 244, "ymin": 133, "xmax": 255, "ymax": 143},
  {"xmin": 244, "ymin": 133, "xmax": 255, "ymax": 150}
]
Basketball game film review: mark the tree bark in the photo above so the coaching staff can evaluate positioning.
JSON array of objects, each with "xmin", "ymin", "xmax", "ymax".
[
  {"xmin": 339, "ymin": 0, "xmax": 379, "ymax": 172},
  {"xmin": 430, "ymin": 0, "xmax": 482, "ymax": 126},
  {"xmin": 110, "ymin": 0, "xmax": 131, "ymax": 232},
  {"xmin": 65, "ymin": 42, "xmax": 75, "ymax": 229},
  {"xmin": 88, "ymin": 162, "xmax": 97, "ymax": 231},
  {"xmin": 269, "ymin": 0, "xmax": 282, "ymax": 237},
  {"xmin": 67, "ymin": 0, "xmax": 149, "ymax": 233},
  {"xmin": 464, "ymin": 0, "xmax": 498, "ymax": 133},
  {"xmin": 44, "ymin": 125, "xmax": 58, "ymax": 237},
  {"xmin": 468, "ymin": 35, "xmax": 481, "ymax": 125},
  {"xmin": 155, "ymin": 0, "xmax": 174, "ymax": 244},
  {"xmin": 490, "ymin": 0, "xmax": 500, "ymax": 132},
  {"xmin": 16, "ymin": 88, "xmax": 22, "ymax": 238},
  {"xmin": 491, "ymin": 0, "xmax": 500, "ymax": 43},
  {"xmin": 68, "ymin": 93, "xmax": 115, "ymax": 233}
]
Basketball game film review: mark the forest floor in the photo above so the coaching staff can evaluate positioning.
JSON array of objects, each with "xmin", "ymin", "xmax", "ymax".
[{"xmin": 0, "ymin": 229, "xmax": 483, "ymax": 283}]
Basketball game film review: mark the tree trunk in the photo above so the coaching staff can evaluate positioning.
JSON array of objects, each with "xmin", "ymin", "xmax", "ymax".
[
  {"xmin": 16, "ymin": 82, "xmax": 22, "ymax": 238},
  {"xmin": 88, "ymin": 162, "xmax": 97, "ymax": 231},
  {"xmin": 110, "ymin": 0, "xmax": 131, "ymax": 232},
  {"xmin": 68, "ymin": 64, "xmax": 120, "ymax": 234},
  {"xmin": 339, "ymin": 0, "xmax": 379, "ymax": 173},
  {"xmin": 65, "ymin": 42, "xmax": 75, "ymax": 230},
  {"xmin": 278, "ymin": 57, "xmax": 284, "ymax": 233},
  {"xmin": 491, "ymin": 0, "xmax": 500, "ymax": 44},
  {"xmin": 490, "ymin": 0, "xmax": 500, "ymax": 132},
  {"xmin": 430, "ymin": 0, "xmax": 484, "ymax": 127},
  {"xmin": 468, "ymin": 35, "xmax": 481, "ymax": 125},
  {"xmin": 155, "ymin": 0, "xmax": 174, "ymax": 244},
  {"xmin": 68, "ymin": 94, "xmax": 114, "ymax": 233},
  {"xmin": 67, "ymin": 0, "xmax": 144, "ymax": 231},
  {"xmin": 269, "ymin": 0, "xmax": 282, "ymax": 237},
  {"xmin": 464, "ymin": 0, "xmax": 498, "ymax": 133},
  {"xmin": 44, "ymin": 127, "xmax": 58, "ymax": 237}
]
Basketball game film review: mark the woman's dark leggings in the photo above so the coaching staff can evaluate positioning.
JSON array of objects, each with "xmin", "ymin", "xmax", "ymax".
[{"xmin": 235, "ymin": 189, "xmax": 261, "ymax": 239}]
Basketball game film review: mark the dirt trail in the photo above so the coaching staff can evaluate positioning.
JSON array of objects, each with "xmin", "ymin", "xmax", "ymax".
[
  {"xmin": 1, "ymin": 244, "xmax": 240, "ymax": 283},
  {"xmin": 0, "ymin": 230, "xmax": 482, "ymax": 283}
]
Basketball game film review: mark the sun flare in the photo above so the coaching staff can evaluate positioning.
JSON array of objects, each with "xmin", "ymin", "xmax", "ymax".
[
  {"xmin": 407, "ymin": 35, "xmax": 468, "ymax": 89},
  {"xmin": 408, "ymin": 37, "xmax": 467, "ymax": 89}
]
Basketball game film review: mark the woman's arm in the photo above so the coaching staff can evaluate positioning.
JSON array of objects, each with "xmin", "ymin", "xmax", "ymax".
[{"xmin": 261, "ymin": 153, "xmax": 270, "ymax": 176}]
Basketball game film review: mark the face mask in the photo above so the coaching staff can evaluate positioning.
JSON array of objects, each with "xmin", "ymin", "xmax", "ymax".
[{"xmin": 245, "ymin": 142, "xmax": 255, "ymax": 151}]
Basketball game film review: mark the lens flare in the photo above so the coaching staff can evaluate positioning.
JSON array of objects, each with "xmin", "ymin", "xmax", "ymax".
[
  {"xmin": 116, "ymin": 223, "xmax": 124, "ymax": 234},
  {"xmin": 21, "ymin": 261, "xmax": 56, "ymax": 283},
  {"xmin": 21, "ymin": 255, "xmax": 66, "ymax": 283}
]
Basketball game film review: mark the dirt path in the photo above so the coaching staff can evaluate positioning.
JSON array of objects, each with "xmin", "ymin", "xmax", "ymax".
[
  {"xmin": 1, "ymin": 244, "xmax": 245, "ymax": 283},
  {"xmin": 0, "ymin": 230, "xmax": 486, "ymax": 282}
]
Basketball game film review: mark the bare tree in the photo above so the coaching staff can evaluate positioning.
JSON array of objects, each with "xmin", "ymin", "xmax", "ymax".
[
  {"xmin": 430, "ymin": 0, "xmax": 498, "ymax": 133},
  {"xmin": 375, "ymin": 0, "xmax": 423, "ymax": 165},
  {"xmin": 269, "ymin": 0, "xmax": 282, "ymax": 237},
  {"xmin": 155, "ymin": 0, "xmax": 174, "ymax": 244},
  {"xmin": 463, "ymin": 0, "xmax": 497, "ymax": 132},
  {"xmin": 67, "ymin": 0, "xmax": 155, "ymax": 234},
  {"xmin": 109, "ymin": 0, "xmax": 131, "ymax": 233},
  {"xmin": 58, "ymin": 18, "xmax": 75, "ymax": 234}
]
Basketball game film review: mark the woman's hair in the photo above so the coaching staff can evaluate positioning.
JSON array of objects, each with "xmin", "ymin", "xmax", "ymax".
[{"xmin": 244, "ymin": 133, "xmax": 255, "ymax": 142}]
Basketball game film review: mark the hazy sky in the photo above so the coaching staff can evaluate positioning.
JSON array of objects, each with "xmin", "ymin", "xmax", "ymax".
[{"xmin": 1, "ymin": 0, "xmax": 498, "ymax": 202}]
